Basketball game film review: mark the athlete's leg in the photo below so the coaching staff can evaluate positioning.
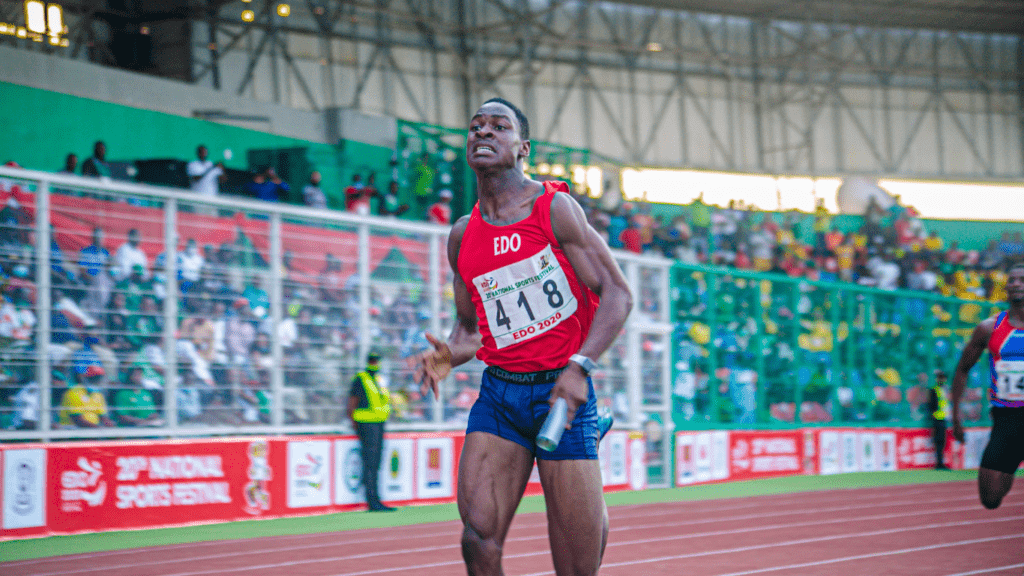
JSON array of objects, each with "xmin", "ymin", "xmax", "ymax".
[
  {"xmin": 977, "ymin": 408, "xmax": 1023, "ymax": 510},
  {"xmin": 537, "ymin": 459, "xmax": 607, "ymax": 576},
  {"xmin": 978, "ymin": 467, "xmax": 1014, "ymax": 510},
  {"xmin": 458, "ymin": 431, "xmax": 534, "ymax": 576}
]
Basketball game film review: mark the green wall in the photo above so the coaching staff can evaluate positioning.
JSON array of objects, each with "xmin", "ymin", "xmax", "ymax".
[{"xmin": 0, "ymin": 81, "xmax": 394, "ymax": 209}]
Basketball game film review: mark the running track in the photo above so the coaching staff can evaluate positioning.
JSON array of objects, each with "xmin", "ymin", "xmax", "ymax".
[{"xmin": 4, "ymin": 481, "xmax": 1022, "ymax": 576}]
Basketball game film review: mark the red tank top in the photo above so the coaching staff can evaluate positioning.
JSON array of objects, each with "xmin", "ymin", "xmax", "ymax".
[{"xmin": 458, "ymin": 181, "xmax": 599, "ymax": 372}]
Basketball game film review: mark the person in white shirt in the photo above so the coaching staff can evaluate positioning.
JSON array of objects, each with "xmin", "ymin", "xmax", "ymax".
[
  {"xmin": 186, "ymin": 145, "xmax": 225, "ymax": 197},
  {"xmin": 114, "ymin": 229, "xmax": 148, "ymax": 281},
  {"xmin": 177, "ymin": 238, "xmax": 205, "ymax": 292}
]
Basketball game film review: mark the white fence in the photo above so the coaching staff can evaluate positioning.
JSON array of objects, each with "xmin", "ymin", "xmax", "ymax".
[{"xmin": 0, "ymin": 167, "xmax": 673, "ymax": 452}]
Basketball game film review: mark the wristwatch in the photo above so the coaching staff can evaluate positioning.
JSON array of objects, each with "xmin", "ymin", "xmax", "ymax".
[{"xmin": 569, "ymin": 354, "xmax": 598, "ymax": 375}]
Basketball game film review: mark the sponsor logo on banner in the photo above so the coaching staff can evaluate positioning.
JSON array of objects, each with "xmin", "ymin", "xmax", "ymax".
[
  {"xmin": 841, "ymin": 432, "xmax": 859, "ymax": 473},
  {"xmin": 803, "ymin": 430, "xmax": 817, "ymax": 475},
  {"xmin": 417, "ymin": 437, "xmax": 454, "ymax": 499},
  {"xmin": 731, "ymin": 439, "xmax": 750, "ymax": 472},
  {"xmin": 675, "ymin": 433, "xmax": 696, "ymax": 486},
  {"xmin": 334, "ymin": 439, "xmax": 365, "ymax": 505},
  {"xmin": 711, "ymin": 431, "xmax": 729, "ymax": 480},
  {"xmin": 3, "ymin": 449, "xmax": 46, "ymax": 529},
  {"xmin": 896, "ymin": 430, "xmax": 937, "ymax": 469},
  {"xmin": 859, "ymin": 433, "xmax": 876, "ymax": 472},
  {"xmin": 426, "ymin": 448, "xmax": 442, "ymax": 488},
  {"xmin": 695, "ymin": 433, "xmax": 713, "ymax": 482},
  {"xmin": 729, "ymin": 432, "xmax": 801, "ymax": 480},
  {"xmin": 819, "ymin": 431, "xmax": 840, "ymax": 475},
  {"xmin": 243, "ymin": 440, "xmax": 271, "ymax": 515},
  {"xmin": 287, "ymin": 441, "xmax": 331, "ymax": 508},
  {"xmin": 629, "ymin": 435, "xmax": 645, "ymax": 491},
  {"xmin": 378, "ymin": 439, "xmax": 414, "ymax": 502},
  {"xmin": 60, "ymin": 456, "xmax": 107, "ymax": 512},
  {"xmin": 963, "ymin": 429, "xmax": 990, "ymax": 470},
  {"xmin": 605, "ymin": 432, "xmax": 627, "ymax": 486},
  {"xmin": 877, "ymin": 433, "xmax": 896, "ymax": 472}
]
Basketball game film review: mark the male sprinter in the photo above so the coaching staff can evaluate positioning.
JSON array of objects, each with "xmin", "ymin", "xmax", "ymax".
[
  {"xmin": 952, "ymin": 262, "xmax": 1024, "ymax": 509},
  {"xmin": 412, "ymin": 98, "xmax": 632, "ymax": 576}
]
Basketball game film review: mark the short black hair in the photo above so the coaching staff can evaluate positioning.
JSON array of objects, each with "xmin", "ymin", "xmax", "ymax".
[
  {"xmin": 482, "ymin": 97, "xmax": 529, "ymax": 141},
  {"xmin": 1008, "ymin": 259, "xmax": 1024, "ymax": 274}
]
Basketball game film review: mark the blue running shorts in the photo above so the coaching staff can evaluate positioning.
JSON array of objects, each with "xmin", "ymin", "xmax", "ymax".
[{"xmin": 466, "ymin": 365, "xmax": 599, "ymax": 460}]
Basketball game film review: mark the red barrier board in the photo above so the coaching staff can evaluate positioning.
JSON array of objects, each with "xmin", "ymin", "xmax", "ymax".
[{"xmin": 1, "ymin": 430, "xmax": 647, "ymax": 540}]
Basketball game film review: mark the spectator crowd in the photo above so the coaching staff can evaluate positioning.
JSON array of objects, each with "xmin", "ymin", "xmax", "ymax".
[{"xmin": 0, "ymin": 139, "xmax": 1019, "ymax": 432}]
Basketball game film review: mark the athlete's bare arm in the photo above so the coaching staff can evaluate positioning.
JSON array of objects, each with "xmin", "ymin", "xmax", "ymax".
[
  {"xmin": 952, "ymin": 317, "xmax": 995, "ymax": 442},
  {"xmin": 547, "ymin": 192, "xmax": 633, "ymax": 427},
  {"xmin": 411, "ymin": 215, "xmax": 483, "ymax": 397}
]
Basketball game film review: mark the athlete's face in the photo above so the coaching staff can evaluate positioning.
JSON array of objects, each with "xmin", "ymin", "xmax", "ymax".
[
  {"xmin": 467, "ymin": 102, "xmax": 529, "ymax": 172},
  {"xmin": 1008, "ymin": 268, "xmax": 1024, "ymax": 305}
]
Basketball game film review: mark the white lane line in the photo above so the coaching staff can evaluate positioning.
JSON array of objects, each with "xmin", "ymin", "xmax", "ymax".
[
  {"xmin": 518, "ymin": 518, "xmax": 1024, "ymax": 576},
  {"xmin": 20, "ymin": 495, "xmax": 994, "ymax": 576},
  {"xmin": 612, "ymin": 494, "xmax": 981, "ymax": 531},
  {"xmin": 0, "ymin": 482, "xmax": 958, "ymax": 568},
  {"xmin": 153, "ymin": 508, "xmax": 1024, "ymax": 576},
  {"xmin": 946, "ymin": 563, "xmax": 1024, "ymax": 576},
  {"xmin": 709, "ymin": 534, "xmax": 1024, "ymax": 576}
]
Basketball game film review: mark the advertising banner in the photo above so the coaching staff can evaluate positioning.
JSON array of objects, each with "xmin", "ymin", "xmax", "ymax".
[
  {"xmin": 416, "ymin": 436, "xmax": 454, "ymax": 500},
  {"xmin": 963, "ymin": 429, "xmax": 990, "ymax": 470},
  {"xmin": 675, "ymin": 433, "xmax": 697, "ymax": 485},
  {"xmin": 896, "ymin": 429, "xmax": 938, "ymax": 470},
  {"xmin": 601, "ymin": 431, "xmax": 629, "ymax": 487},
  {"xmin": 378, "ymin": 438, "xmax": 415, "ymax": 503},
  {"xmin": 333, "ymin": 438, "xmax": 365, "ymax": 505},
  {"xmin": 859, "ymin": 433, "xmax": 877, "ymax": 472},
  {"xmin": 728, "ymin": 430, "xmax": 803, "ymax": 482},
  {"xmin": 46, "ymin": 438, "xmax": 284, "ymax": 534},
  {"xmin": 629, "ymin": 433, "xmax": 646, "ymax": 491},
  {"xmin": 877, "ymin": 432, "xmax": 897, "ymax": 472},
  {"xmin": 818, "ymin": 431, "xmax": 841, "ymax": 475},
  {"xmin": 841, "ymin": 432, "xmax": 859, "ymax": 473},
  {"xmin": 2, "ymin": 449, "xmax": 46, "ymax": 531},
  {"xmin": 287, "ymin": 440, "xmax": 332, "ymax": 508},
  {"xmin": 674, "ymin": 431, "xmax": 730, "ymax": 486}
]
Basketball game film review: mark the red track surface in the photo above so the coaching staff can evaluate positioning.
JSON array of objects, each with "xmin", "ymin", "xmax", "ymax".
[{"xmin": 4, "ymin": 481, "xmax": 1022, "ymax": 576}]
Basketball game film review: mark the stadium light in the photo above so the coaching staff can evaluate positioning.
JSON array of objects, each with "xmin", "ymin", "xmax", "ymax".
[
  {"xmin": 241, "ymin": 9, "xmax": 255, "ymax": 22},
  {"xmin": 585, "ymin": 167, "xmax": 603, "ymax": 198},
  {"xmin": 276, "ymin": 3, "xmax": 290, "ymax": 17},
  {"xmin": 24, "ymin": 1, "xmax": 45, "ymax": 34},
  {"xmin": 646, "ymin": 42, "xmax": 662, "ymax": 52},
  {"xmin": 46, "ymin": 3, "xmax": 61, "ymax": 36}
]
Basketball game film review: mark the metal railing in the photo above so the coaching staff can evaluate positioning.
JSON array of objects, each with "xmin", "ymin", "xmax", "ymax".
[
  {"xmin": 0, "ymin": 167, "xmax": 672, "ymax": 446},
  {"xmin": 671, "ymin": 262, "xmax": 994, "ymax": 430}
]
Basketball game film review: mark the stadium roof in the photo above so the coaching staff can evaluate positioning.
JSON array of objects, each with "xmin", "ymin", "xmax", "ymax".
[{"xmin": 612, "ymin": 0, "xmax": 1024, "ymax": 35}]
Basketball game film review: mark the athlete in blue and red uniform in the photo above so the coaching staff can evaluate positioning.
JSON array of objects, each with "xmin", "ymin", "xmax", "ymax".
[
  {"xmin": 952, "ymin": 262, "xmax": 1024, "ymax": 509},
  {"xmin": 412, "ymin": 98, "xmax": 632, "ymax": 576}
]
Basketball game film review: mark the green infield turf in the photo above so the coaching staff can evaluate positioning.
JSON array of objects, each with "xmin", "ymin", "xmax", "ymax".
[{"xmin": 0, "ymin": 469, "xmax": 976, "ymax": 562}]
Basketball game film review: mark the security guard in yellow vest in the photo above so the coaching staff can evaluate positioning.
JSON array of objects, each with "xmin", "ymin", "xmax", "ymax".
[
  {"xmin": 928, "ymin": 370, "xmax": 951, "ymax": 470},
  {"xmin": 347, "ymin": 352, "xmax": 397, "ymax": 511}
]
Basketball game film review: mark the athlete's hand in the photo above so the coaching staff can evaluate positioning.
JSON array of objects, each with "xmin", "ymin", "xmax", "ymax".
[
  {"xmin": 952, "ymin": 417, "xmax": 965, "ymax": 444},
  {"xmin": 549, "ymin": 363, "xmax": 590, "ymax": 431},
  {"xmin": 409, "ymin": 332, "xmax": 452, "ymax": 398}
]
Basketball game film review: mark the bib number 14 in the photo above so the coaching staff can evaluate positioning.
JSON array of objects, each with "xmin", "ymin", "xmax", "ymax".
[{"xmin": 995, "ymin": 360, "xmax": 1024, "ymax": 401}]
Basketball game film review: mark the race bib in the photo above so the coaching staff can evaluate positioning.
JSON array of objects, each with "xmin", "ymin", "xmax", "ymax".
[
  {"xmin": 995, "ymin": 360, "xmax": 1024, "ymax": 401},
  {"xmin": 473, "ymin": 245, "xmax": 577, "ymax": 349}
]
